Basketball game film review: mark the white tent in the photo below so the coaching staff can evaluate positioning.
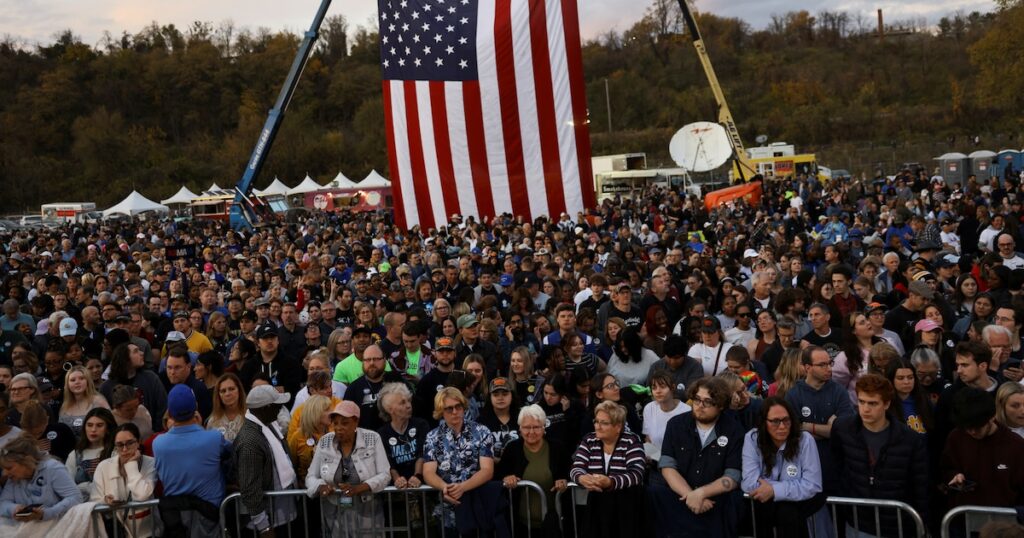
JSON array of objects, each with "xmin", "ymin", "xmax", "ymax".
[
  {"xmin": 161, "ymin": 186, "xmax": 199, "ymax": 205},
  {"xmin": 207, "ymin": 182, "xmax": 223, "ymax": 193},
  {"xmin": 360, "ymin": 170, "xmax": 391, "ymax": 188},
  {"xmin": 323, "ymin": 171, "xmax": 359, "ymax": 190},
  {"xmin": 288, "ymin": 175, "xmax": 324, "ymax": 196},
  {"xmin": 103, "ymin": 191, "xmax": 170, "ymax": 217},
  {"xmin": 254, "ymin": 177, "xmax": 291, "ymax": 197}
]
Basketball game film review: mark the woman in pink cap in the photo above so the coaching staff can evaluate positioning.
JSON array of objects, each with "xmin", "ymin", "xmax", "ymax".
[{"xmin": 305, "ymin": 400, "xmax": 391, "ymax": 537}]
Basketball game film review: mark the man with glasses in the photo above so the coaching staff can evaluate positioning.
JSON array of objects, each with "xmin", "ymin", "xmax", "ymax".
[
  {"xmin": 649, "ymin": 376, "xmax": 744, "ymax": 537},
  {"xmin": 831, "ymin": 374, "xmax": 929, "ymax": 538},
  {"xmin": 317, "ymin": 299, "xmax": 339, "ymax": 343},
  {"xmin": 785, "ymin": 345, "xmax": 854, "ymax": 495},
  {"xmin": 995, "ymin": 232, "xmax": 1024, "ymax": 269}
]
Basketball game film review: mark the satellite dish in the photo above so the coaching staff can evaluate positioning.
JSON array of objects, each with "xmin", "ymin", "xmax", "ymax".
[{"xmin": 669, "ymin": 122, "xmax": 732, "ymax": 172}]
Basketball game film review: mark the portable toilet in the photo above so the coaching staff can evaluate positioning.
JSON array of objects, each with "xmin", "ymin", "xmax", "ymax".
[
  {"xmin": 934, "ymin": 152, "xmax": 969, "ymax": 186},
  {"xmin": 998, "ymin": 149, "xmax": 1023, "ymax": 180},
  {"xmin": 969, "ymin": 150, "xmax": 998, "ymax": 183}
]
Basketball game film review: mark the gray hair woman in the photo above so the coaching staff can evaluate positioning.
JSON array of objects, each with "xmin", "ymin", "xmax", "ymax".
[
  {"xmin": 0, "ymin": 436, "xmax": 80, "ymax": 527},
  {"xmin": 497, "ymin": 405, "xmax": 570, "ymax": 533},
  {"xmin": 377, "ymin": 383, "xmax": 428, "ymax": 489}
]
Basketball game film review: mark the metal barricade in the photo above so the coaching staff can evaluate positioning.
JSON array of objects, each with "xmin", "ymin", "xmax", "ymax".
[
  {"xmin": 218, "ymin": 481, "xmax": 547, "ymax": 538},
  {"xmin": 941, "ymin": 505, "xmax": 1019, "ymax": 538},
  {"xmin": 91, "ymin": 499, "xmax": 161, "ymax": 538},
  {"xmin": 220, "ymin": 489, "xmax": 313, "ymax": 538},
  {"xmin": 820, "ymin": 496, "xmax": 926, "ymax": 538}
]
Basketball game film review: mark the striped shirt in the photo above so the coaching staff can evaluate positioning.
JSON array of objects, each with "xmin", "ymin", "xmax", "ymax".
[{"xmin": 569, "ymin": 431, "xmax": 646, "ymax": 490}]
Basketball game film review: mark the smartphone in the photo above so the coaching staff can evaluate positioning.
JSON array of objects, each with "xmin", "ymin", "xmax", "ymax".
[{"xmin": 15, "ymin": 504, "xmax": 41, "ymax": 517}]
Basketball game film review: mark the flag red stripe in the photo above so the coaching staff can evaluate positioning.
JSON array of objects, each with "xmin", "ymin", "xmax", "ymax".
[
  {"xmin": 381, "ymin": 82, "xmax": 408, "ymax": 230},
  {"xmin": 559, "ymin": 0, "xmax": 595, "ymax": 210},
  {"xmin": 494, "ymin": 0, "xmax": 531, "ymax": 220},
  {"xmin": 528, "ymin": 0, "xmax": 568, "ymax": 218},
  {"xmin": 463, "ymin": 82, "xmax": 495, "ymax": 218},
  {"xmin": 402, "ymin": 81, "xmax": 436, "ymax": 232},
  {"xmin": 429, "ymin": 82, "xmax": 461, "ymax": 219}
]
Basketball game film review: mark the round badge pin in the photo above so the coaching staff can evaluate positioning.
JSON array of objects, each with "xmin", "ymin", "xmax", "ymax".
[
  {"xmin": 409, "ymin": 428, "xmax": 417, "ymax": 437},
  {"xmin": 786, "ymin": 464, "xmax": 798, "ymax": 477},
  {"xmin": 716, "ymin": 435, "xmax": 728, "ymax": 447},
  {"xmin": 306, "ymin": 438, "xmax": 315, "ymax": 447},
  {"xmin": 389, "ymin": 437, "xmax": 398, "ymax": 446},
  {"xmin": 801, "ymin": 406, "xmax": 811, "ymax": 418},
  {"xmin": 47, "ymin": 431, "xmax": 58, "ymax": 441}
]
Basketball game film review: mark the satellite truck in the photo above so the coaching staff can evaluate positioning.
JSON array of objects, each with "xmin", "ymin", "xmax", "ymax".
[{"xmin": 670, "ymin": 0, "xmax": 825, "ymax": 185}]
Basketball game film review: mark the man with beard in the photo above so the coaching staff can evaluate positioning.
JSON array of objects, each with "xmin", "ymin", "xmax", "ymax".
[
  {"xmin": 413, "ymin": 336, "xmax": 457, "ymax": 425},
  {"xmin": 343, "ymin": 344, "xmax": 401, "ymax": 432},
  {"xmin": 649, "ymin": 376, "xmax": 744, "ymax": 537},
  {"xmin": 333, "ymin": 326, "xmax": 382, "ymax": 385}
]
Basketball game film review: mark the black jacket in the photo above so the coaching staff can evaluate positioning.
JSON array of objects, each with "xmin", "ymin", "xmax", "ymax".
[
  {"xmin": 830, "ymin": 415, "xmax": 929, "ymax": 535},
  {"xmin": 495, "ymin": 438, "xmax": 571, "ymax": 483}
]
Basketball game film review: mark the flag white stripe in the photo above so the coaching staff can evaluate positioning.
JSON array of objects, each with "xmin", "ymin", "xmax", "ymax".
[
  {"xmin": 388, "ymin": 80, "xmax": 419, "ymax": 228},
  {"xmin": 510, "ymin": 0, "xmax": 549, "ymax": 220},
  {"xmin": 475, "ymin": 0, "xmax": 512, "ymax": 216},
  {"xmin": 414, "ymin": 81, "xmax": 448, "ymax": 229},
  {"xmin": 545, "ymin": 0, "xmax": 584, "ymax": 216},
  {"xmin": 445, "ymin": 82, "xmax": 478, "ymax": 220}
]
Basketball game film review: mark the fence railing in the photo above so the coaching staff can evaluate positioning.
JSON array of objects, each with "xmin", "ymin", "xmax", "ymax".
[
  {"xmin": 90, "ymin": 499, "xmax": 161, "ymax": 538},
  {"xmin": 941, "ymin": 505, "xmax": 1019, "ymax": 538}
]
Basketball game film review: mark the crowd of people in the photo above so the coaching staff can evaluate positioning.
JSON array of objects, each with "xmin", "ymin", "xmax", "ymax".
[{"xmin": 1, "ymin": 168, "xmax": 1024, "ymax": 537}]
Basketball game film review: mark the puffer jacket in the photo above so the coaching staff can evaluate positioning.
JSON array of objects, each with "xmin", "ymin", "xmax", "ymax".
[{"xmin": 830, "ymin": 415, "xmax": 929, "ymax": 535}]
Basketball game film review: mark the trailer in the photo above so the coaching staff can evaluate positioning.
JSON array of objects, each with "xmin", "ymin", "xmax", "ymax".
[{"xmin": 41, "ymin": 202, "xmax": 96, "ymax": 223}]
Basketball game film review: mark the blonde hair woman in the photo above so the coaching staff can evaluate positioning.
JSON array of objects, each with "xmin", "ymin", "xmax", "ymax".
[
  {"xmin": 287, "ymin": 395, "xmax": 333, "ymax": 478},
  {"xmin": 59, "ymin": 365, "xmax": 111, "ymax": 437},
  {"xmin": 767, "ymin": 348, "xmax": 803, "ymax": 398}
]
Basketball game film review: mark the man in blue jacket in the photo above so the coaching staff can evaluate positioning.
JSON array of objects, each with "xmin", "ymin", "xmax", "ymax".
[{"xmin": 784, "ymin": 345, "xmax": 855, "ymax": 494}]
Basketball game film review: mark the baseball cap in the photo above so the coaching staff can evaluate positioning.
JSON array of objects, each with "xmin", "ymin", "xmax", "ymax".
[
  {"xmin": 700, "ymin": 316, "xmax": 721, "ymax": 333},
  {"xmin": 328, "ymin": 400, "xmax": 361, "ymax": 419},
  {"xmin": 165, "ymin": 331, "xmax": 187, "ymax": 343},
  {"xmin": 457, "ymin": 314, "xmax": 479, "ymax": 329},
  {"xmin": 111, "ymin": 385, "xmax": 139, "ymax": 407},
  {"xmin": 743, "ymin": 249, "xmax": 758, "ymax": 259},
  {"xmin": 489, "ymin": 377, "xmax": 512, "ymax": 393},
  {"xmin": 256, "ymin": 323, "xmax": 278, "ymax": 339},
  {"xmin": 255, "ymin": 297, "xmax": 270, "ymax": 307},
  {"xmin": 203, "ymin": 262, "xmax": 214, "ymax": 273},
  {"xmin": 240, "ymin": 310, "xmax": 258, "ymax": 322},
  {"xmin": 908, "ymin": 280, "xmax": 935, "ymax": 300},
  {"xmin": 171, "ymin": 294, "xmax": 188, "ymax": 304},
  {"xmin": 435, "ymin": 336, "xmax": 456, "ymax": 350},
  {"xmin": 864, "ymin": 302, "xmax": 887, "ymax": 315},
  {"xmin": 914, "ymin": 319, "xmax": 942, "ymax": 333},
  {"xmin": 167, "ymin": 385, "xmax": 198, "ymax": 421},
  {"xmin": 172, "ymin": 310, "xmax": 189, "ymax": 320},
  {"xmin": 58, "ymin": 317, "xmax": 78, "ymax": 337},
  {"xmin": 247, "ymin": 385, "xmax": 290, "ymax": 409}
]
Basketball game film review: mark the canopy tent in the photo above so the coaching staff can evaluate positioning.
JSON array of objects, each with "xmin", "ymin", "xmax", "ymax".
[
  {"xmin": 206, "ymin": 182, "xmax": 224, "ymax": 193},
  {"xmin": 360, "ymin": 170, "xmax": 391, "ymax": 188},
  {"xmin": 161, "ymin": 186, "xmax": 199, "ymax": 205},
  {"xmin": 103, "ymin": 191, "xmax": 170, "ymax": 217},
  {"xmin": 288, "ymin": 175, "xmax": 324, "ymax": 196},
  {"xmin": 323, "ymin": 171, "xmax": 359, "ymax": 190},
  {"xmin": 254, "ymin": 178, "xmax": 291, "ymax": 197}
]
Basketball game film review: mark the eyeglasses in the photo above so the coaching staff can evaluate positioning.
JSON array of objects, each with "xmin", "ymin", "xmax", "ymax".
[
  {"xmin": 602, "ymin": 381, "xmax": 620, "ymax": 390},
  {"xmin": 692, "ymin": 398, "xmax": 717, "ymax": 408},
  {"xmin": 736, "ymin": 312, "xmax": 751, "ymax": 318},
  {"xmin": 994, "ymin": 315, "xmax": 1015, "ymax": 323},
  {"xmin": 9, "ymin": 386, "xmax": 31, "ymax": 393},
  {"xmin": 443, "ymin": 404, "xmax": 465, "ymax": 414},
  {"xmin": 766, "ymin": 417, "xmax": 792, "ymax": 427},
  {"xmin": 114, "ymin": 440, "xmax": 138, "ymax": 450},
  {"xmin": 812, "ymin": 360, "xmax": 835, "ymax": 368},
  {"xmin": 593, "ymin": 419, "xmax": 614, "ymax": 427}
]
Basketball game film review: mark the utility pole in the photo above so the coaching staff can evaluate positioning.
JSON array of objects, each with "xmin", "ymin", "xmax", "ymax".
[{"xmin": 605, "ymin": 78, "xmax": 612, "ymax": 133}]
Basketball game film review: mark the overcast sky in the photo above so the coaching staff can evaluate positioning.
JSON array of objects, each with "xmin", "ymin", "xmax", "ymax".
[{"xmin": 0, "ymin": 0, "xmax": 996, "ymax": 48}]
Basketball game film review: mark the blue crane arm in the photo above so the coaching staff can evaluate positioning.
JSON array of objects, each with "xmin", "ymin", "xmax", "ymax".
[{"xmin": 230, "ymin": 0, "xmax": 333, "ymax": 229}]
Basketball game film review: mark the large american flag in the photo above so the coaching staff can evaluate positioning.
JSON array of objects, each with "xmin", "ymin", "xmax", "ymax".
[{"xmin": 379, "ymin": 0, "xmax": 595, "ymax": 231}]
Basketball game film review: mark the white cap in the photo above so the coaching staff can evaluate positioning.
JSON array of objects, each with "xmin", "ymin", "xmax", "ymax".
[
  {"xmin": 59, "ymin": 317, "xmax": 78, "ymax": 337},
  {"xmin": 743, "ymin": 249, "xmax": 759, "ymax": 259}
]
